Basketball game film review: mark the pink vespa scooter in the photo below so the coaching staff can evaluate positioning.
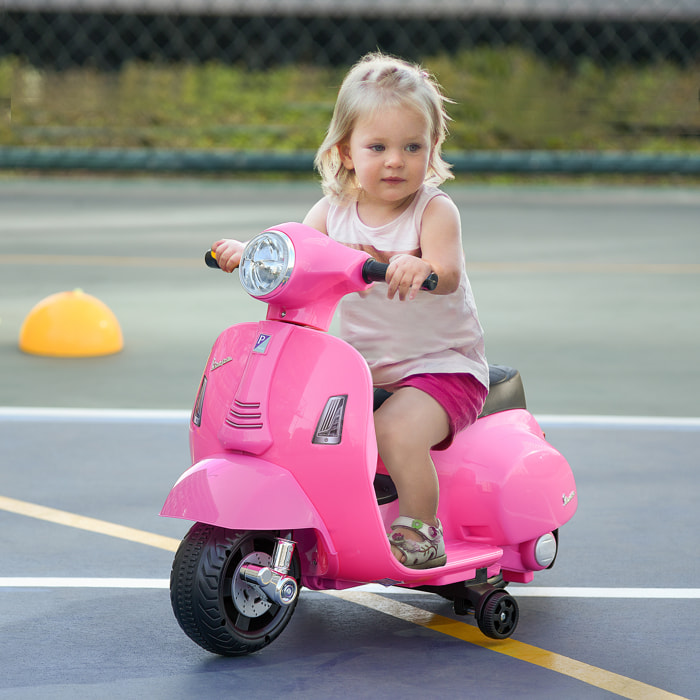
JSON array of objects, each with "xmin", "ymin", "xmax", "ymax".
[{"xmin": 161, "ymin": 222, "xmax": 577, "ymax": 656}]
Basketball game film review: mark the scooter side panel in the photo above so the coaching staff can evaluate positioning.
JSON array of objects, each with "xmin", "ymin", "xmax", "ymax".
[{"xmin": 435, "ymin": 409, "xmax": 577, "ymax": 546}]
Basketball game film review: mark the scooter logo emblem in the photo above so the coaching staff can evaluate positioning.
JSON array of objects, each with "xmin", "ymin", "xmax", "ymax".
[
  {"xmin": 562, "ymin": 490, "xmax": 576, "ymax": 506},
  {"xmin": 253, "ymin": 334, "xmax": 272, "ymax": 354},
  {"xmin": 210, "ymin": 357, "xmax": 232, "ymax": 371}
]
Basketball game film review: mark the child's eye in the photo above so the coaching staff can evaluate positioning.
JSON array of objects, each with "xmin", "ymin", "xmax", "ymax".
[
  {"xmin": 406, "ymin": 143, "xmax": 422, "ymax": 153},
  {"xmin": 369, "ymin": 144, "xmax": 385, "ymax": 152}
]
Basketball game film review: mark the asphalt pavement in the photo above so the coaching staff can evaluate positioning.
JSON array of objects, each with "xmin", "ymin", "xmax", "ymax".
[{"xmin": 0, "ymin": 178, "xmax": 698, "ymax": 700}]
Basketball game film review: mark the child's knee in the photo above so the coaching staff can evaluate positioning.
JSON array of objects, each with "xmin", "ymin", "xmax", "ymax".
[{"xmin": 375, "ymin": 414, "xmax": 426, "ymax": 463}]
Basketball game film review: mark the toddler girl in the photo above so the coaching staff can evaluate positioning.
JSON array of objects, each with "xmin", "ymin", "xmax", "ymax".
[{"xmin": 213, "ymin": 52, "xmax": 489, "ymax": 569}]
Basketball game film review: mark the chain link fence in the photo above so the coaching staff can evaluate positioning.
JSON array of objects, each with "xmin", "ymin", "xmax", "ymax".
[
  {"xmin": 3, "ymin": 0, "xmax": 699, "ymax": 69},
  {"xmin": 1, "ymin": 1, "xmax": 699, "ymax": 173}
]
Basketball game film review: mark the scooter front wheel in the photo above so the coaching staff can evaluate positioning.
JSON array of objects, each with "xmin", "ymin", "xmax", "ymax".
[{"xmin": 170, "ymin": 523, "xmax": 300, "ymax": 656}]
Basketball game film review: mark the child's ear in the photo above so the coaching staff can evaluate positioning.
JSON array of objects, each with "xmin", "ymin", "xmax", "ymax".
[{"xmin": 338, "ymin": 143, "xmax": 354, "ymax": 170}]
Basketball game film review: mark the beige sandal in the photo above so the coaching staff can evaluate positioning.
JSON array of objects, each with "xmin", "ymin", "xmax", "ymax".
[{"xmin": 388, "ymin": 516, "xmax": 447, "ymax": 569}]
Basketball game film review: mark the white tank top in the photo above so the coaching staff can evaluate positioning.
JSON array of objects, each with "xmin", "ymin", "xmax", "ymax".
[{"xmin": 325, "ymin": 185, "xmax": 489, "ymax": 389}]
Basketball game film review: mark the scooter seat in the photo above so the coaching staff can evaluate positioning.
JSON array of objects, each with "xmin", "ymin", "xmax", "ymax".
[
  {"xmin": 479, "ymin": 364, "xmax": 527, "ymax": 417},
  {"xmin": 372, "ymin": 365, "xmax": 527, "ymax": 505}
]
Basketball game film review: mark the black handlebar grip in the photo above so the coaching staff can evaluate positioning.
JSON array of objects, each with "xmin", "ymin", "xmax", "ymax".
[
  {"xmin": 361, "ymin": 259, "xmax": 438, "ymax": 291},
  {"xmin": 421, "ymin": 272, "xmax": 439, "ymax": 291},
  {"xmin": 205, "ymin": 250, "xmax": 221, "ymax": 269},
  {"xmin": 361, "ymin": 259, "xmax": 389, "ymax": 284}
]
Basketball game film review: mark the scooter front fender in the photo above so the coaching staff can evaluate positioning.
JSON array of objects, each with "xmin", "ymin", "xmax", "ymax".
[{"xmin": 160, "ymin": 453, "xmax": 327, "ymax": 535}]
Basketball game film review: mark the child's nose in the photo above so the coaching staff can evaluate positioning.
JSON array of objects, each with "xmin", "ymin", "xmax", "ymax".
[{"xmin": 385, "ymin": 149, "xmax": 404, "ymax": 167}]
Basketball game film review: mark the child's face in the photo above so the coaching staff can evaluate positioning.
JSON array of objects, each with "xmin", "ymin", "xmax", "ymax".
[{"xmin": 339, "ymin": 105, "xmax": 432, "ymax": 207}]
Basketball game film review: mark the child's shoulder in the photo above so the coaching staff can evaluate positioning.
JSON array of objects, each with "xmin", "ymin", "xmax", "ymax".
[
  {"xmin": 420, "ymin": 187, "xmax": 461, "ymax": 233},
  {"xmin": 303, "ymin": 197, "xmax": 333, "ymax": 234},
  {"xmin": 422, "ymin": 186, "xmax": 458, "ymax": 215}
]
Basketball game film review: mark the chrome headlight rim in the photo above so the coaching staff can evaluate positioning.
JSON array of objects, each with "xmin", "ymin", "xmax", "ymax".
[{"xmin": 239, "ymin": 230, "xmax": 295, "ymax": 298}]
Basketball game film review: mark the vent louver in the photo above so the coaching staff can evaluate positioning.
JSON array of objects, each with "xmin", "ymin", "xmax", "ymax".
[
  {"xmin": 226, "ymin": 400, "xmax": 263, "ymax": 430},
  {"xmin": 312, "ymin": 395, "xmax": 347, "ymax": 445}
]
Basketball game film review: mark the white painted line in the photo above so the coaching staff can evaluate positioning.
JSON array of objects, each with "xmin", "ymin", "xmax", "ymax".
[
  {"xmin": 359, "ymin": 584, "xmax": 700, "ymax": 598},
  {"xmin": 537, "ymin": 414, "xmax": 700, "ymax": 430},
  {"xmin": 1, "ymin": 578, "xmax": 699, "ymax": 598},
  {"xmin": 0, "ymin": 577, "xmax": 169, "ymax": 589},
  {"xmin": 1, "ymin": 407, "xmax": 699, "ymax": 430},
  {"xmin": 0, "ymin": 407, "xmax": 190, "ymax": 423},
  {"xmin": 505, "ymin": 587, "xmax": 700, "ymax": 599}
]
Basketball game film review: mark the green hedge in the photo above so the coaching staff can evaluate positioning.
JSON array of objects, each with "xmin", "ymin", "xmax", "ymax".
[{"xmin": 2, "ymin": 49, "xmax": 698, "ymax": 153}]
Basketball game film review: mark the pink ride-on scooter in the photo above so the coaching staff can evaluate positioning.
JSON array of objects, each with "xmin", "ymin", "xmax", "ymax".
[{"xmin": 161, "ymin": 222, "xmax": 577, "ymax": 656}]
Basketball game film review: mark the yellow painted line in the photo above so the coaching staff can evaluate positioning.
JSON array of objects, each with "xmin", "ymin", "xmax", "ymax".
[
  {"xmin": 0, "ymin": 495, "xmax": 179, "ymax": 552},
  {"xmin": 327, "ymin": 591, "xmax": 690, "ymax": 700},
  {"xmin": 0, "ymin": 254, "xmax": 199, "ymax": 268},
  {"xmin": 0, "ymin": 494, "xmax": 690, "ymax": 699}
]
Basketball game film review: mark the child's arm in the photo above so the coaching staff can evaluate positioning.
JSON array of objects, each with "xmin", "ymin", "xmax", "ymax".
[
  {"xmin": 387, "ymin": 195, "xmax": 463, "ymax": 301},
  {"xmin": 303, "ymin": 198, "xmax": 330, "ymax": 235},
  {"xmin": 211, "ymin": 238, "xmax": 246, "ymax": 273}
]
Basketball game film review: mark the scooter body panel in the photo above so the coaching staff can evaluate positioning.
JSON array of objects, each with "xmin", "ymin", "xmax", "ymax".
[{"xmin": 433, "ymin": 409, "xmax": 577, "ymax": 547}]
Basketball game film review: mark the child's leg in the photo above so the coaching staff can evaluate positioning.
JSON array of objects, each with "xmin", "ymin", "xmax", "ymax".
[{"xmin": 373, "ymin": 386, "xmax": 450, "ymax": 562}]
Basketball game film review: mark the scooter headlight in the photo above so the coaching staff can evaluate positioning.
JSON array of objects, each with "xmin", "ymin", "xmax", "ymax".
[{"xmin": 239, "ymin": 231, "xmax": 295, "ymax": 298}]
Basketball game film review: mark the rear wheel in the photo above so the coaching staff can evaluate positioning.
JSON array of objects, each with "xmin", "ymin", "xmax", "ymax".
[
  {"xmin": 170, "ymin": 523, "xmax": 300, "ymax": 656},
  {"xmin": 477, "ymin": 590, "xmax": 519, "ymax": 639}
]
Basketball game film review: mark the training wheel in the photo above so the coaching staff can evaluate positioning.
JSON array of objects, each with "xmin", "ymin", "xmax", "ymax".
[{"xmin": 477, "ymin": 590, "xmax": 519, "ymax": 639}]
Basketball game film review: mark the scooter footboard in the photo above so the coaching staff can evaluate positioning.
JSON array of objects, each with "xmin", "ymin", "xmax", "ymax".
[{"xmin": 161, "ymin": 454, "xmax": 327, "ymax": 534}]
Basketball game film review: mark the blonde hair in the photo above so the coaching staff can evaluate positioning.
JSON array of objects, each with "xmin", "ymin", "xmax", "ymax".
[{"xmin": 315, "ymin": 52, "xmax": 454, "ymax": 202}]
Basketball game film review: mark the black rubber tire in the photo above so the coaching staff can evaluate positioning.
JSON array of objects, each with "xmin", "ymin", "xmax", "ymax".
[
  {"xmin": 477, "ymin": 590, "xmax": 519, "ymax": 639},
  {"xmin": 170, "ymin": 523, "xmax": 300, "ymax": 656}
]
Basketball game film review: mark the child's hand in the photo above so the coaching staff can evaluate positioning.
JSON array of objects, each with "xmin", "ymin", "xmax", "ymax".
[
  {"xmin": 386, "ymin": 254, "xmax": 434, "ymax": 301},
  {"xmin": 211, "ymin": 239, "xmax": 246, "ymax": 273}
]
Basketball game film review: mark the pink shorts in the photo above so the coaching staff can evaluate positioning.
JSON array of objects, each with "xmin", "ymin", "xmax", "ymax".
[{"xmin": 395, "ymin": 372, "xmax": 488, "ymax": 451}]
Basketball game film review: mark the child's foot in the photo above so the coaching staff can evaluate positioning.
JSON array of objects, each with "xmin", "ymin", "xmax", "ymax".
[{"xmin": 388, "ymin": 516, "xmax": 446, "ymax": 569}]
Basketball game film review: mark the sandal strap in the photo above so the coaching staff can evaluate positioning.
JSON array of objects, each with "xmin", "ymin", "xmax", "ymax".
[
  {"xmin": 388, "ymin": 516, "xmax": 446, "ymax": 569},
  {"xmin": 390, "ymin": 516, "xmax": 442, "ymax": 540}
]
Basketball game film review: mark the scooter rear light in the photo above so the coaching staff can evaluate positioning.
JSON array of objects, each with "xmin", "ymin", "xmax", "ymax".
[
  {"xmin": 520, "ymin": 531, "xmax": 559, "ymax": 571},
  {"xmin": 534, "ymin": 532, "xmax": 557, "ymax": 568}
]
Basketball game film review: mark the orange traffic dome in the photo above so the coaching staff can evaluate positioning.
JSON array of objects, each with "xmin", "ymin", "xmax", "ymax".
[{"xmin": 19, "ymin": 289, "xmax": 123, "ymax": 358}]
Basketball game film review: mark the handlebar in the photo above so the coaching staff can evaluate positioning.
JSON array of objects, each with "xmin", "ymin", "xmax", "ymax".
[
  {"xmin": 205, "ymin": 250, "xmax": 438, "ymax": 292},
  {"xmin": 204, "ymin": 250, "xmax": 221, "ymax": 269},
  {"xmin": 362, "ymin": 259, "xmax": 438, "ymax": 291}
]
